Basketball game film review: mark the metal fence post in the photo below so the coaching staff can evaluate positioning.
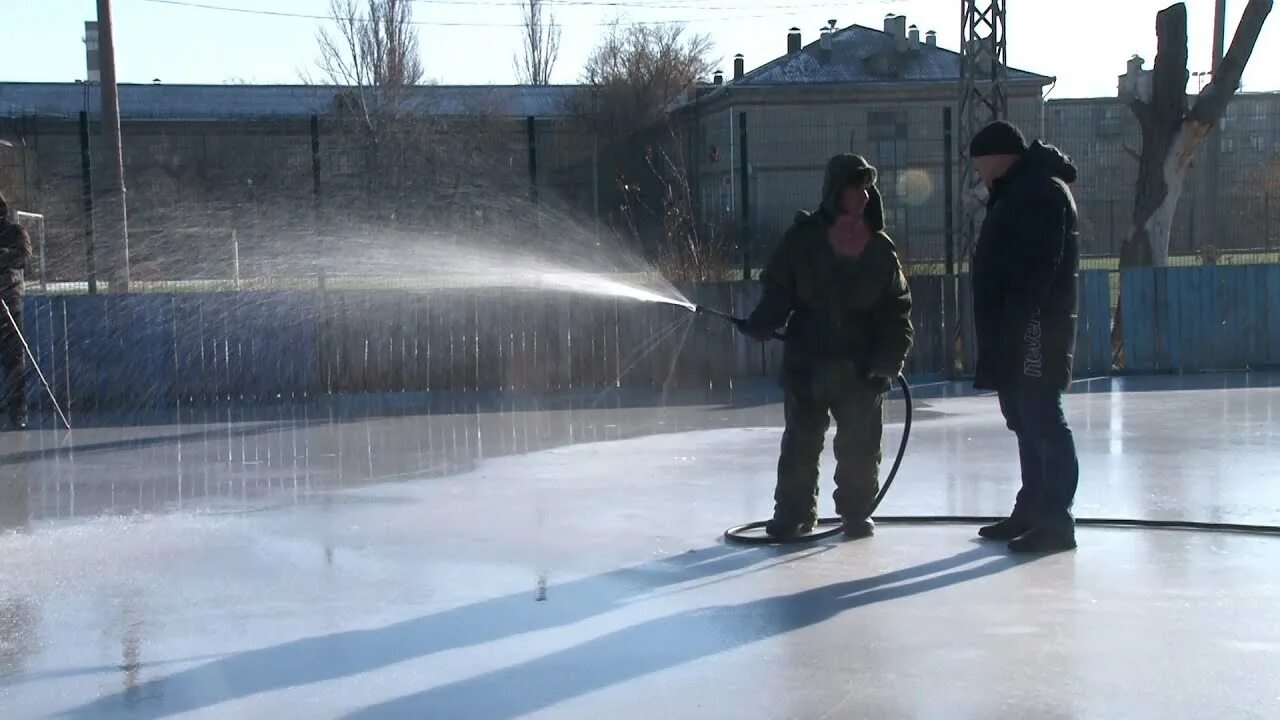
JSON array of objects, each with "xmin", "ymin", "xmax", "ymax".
[{"xmin": 738, "ymin": 111, "xmax": 750, "ymax": 280}]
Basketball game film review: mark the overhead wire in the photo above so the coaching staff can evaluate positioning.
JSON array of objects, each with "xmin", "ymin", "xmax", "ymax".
[
  {"xmin": 409, "ymin": 0, "xmax": 892, "ymax": 10},
  {"xmin": 141, "ymin": 0, "xmax": 889, "ymax": 26}
]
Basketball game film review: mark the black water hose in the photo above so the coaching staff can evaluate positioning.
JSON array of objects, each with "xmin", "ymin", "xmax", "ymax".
[{"xmin": 692, "ymin": 305, "xmax": 1280, "ymax": 544}]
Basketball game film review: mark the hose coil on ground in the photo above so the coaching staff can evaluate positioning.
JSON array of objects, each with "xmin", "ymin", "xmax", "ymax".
[
  {"xmin": 722, "ymin": 374, "xmax": 1280, "ymax": 544},
  {"xmin": 724, "ymin": 374, "xmax": 913, "ymax": 545}
]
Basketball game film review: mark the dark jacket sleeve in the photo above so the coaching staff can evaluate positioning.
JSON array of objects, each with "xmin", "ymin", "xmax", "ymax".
[
  {"xmin": 0, "ymin": 224, "xmax": 31, "ymax": 272},
  {"xmin": 869, "ymin": 242, "xmax": 914, "ymax": 375},
  {"xmin": 1000, "ymin": 182, "xmax": 1069, "ymax": 346},
  {"xmin": 743, "ymin": 229, "xmax": 798, "ymax": 334}
]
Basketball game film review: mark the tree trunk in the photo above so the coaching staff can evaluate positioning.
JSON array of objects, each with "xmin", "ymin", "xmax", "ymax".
[{"xmin": 1111, "ymin": 0, "xmax": 1272, "ymax": 363}]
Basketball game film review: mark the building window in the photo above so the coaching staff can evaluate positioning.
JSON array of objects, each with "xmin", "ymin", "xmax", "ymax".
[
  {"xmin": 867, "ymin": 111, "xmax": 908, "ymax": 141},
  {"xmin": 1099, "ymin": 106, "xmax": 1123, "ymax": 137}
]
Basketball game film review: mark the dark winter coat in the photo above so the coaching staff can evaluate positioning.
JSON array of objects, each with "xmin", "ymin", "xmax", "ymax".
[
  {"xmin": 0, "ymin": 220, "xmax": 30, "ymax": 300},
  {"xmin": 744, "ymin": 155, "xmax": 914, "ymax": 392},
  {"xmin": 970, "ymin": 141, "xmax": 1080, "ymax": 392}
]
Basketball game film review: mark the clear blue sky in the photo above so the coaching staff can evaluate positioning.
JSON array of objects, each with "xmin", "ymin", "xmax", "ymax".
[{"xmin": 10, "ymin": 0, "xmax": 1280, "ymax": 98}]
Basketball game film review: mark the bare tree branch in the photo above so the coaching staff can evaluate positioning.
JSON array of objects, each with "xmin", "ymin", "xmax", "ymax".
[
  {"xmin": 573, "ymin": 23, "xmax": 718, "ymax": 277},
  {"xmin": 515, "ymin": 0, "xmax": 561, "ymax": 85},
  {"xmin": 1191, "ymin": 0, "xmax": 1272, "ymax": 123}
]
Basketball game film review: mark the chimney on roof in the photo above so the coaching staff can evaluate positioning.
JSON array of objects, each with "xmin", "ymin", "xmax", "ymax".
[
  {"xmin": 908, "ymin": 24, "xmax": 921, "ymax": 46},
  {"xmin": 883, "ymin": 13, "xmax": 896, "ymax": 34},
  {"xmin": 713, "ymin": 70, "xmax": 724, "ymax": 86},
  {"xmin": 925, "ymin": 30, "xmax": 937, "ymax": 47},
  {"xmin": 893, "ymin": 15, "xmax": 909, "ymax": 49},
  {"xmin": 1119, "ymin": 55, "xmax": 1152, "ymax": 101},
  {"xmin": 84, "ymin": 21, "xmax": 100, "ymax": 84},
  {"xmin": 733, "ymin": 54, "xmax": 745, "ymax": 80},
  {"xmin": 819, "ymin": 19, "xmax": 836, "ymax": 60},
  {"xmin": 787, "ymin": 27, "xmax": 801, "ymax": 54}
]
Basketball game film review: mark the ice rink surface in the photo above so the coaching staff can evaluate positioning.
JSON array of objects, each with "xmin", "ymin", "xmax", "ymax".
[{"xmin": 1, "ymin": 373, "xmax": 1277, "ymax": 719}]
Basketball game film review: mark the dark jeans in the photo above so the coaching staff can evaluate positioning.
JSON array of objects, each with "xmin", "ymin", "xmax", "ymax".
[
  {"xmin": 0, "ymin": 296, "xmax": 25, "ymax": 420},
  {"xmin": 774, "ymin": 376, "xmax": 883, "ymax": 523},
  {"xmin": 998, "ymin": 385, "xmax": 1078, "ymax": 532}
]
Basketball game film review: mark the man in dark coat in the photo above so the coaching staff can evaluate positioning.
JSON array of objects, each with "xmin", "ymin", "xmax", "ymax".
[
  {"xmin": 739, "ymin": 154, "xmax": 913, "ymax": 540},
  {"xmin": 968, "ymin": 121, "xmax": 1081, "ymax": 553},
  {"xmin": 0, "ymin": 191, "xmax": 30, "ymax": 430}
]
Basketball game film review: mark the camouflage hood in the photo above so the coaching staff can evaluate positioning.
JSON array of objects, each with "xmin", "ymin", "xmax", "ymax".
[{"xmin": 818, "ymin": 154, "xmax": 886, "ymax": 232}]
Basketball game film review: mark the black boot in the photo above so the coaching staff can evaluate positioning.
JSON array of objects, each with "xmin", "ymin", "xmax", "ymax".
[
  {"xmin": 978, "ymin": 518, "xmax": 1032, "ymax": 541},
  {"xmin": 764, "ymin": 517, "xmax": 815, "ymax": 540},
  {"xmin": 1007, "ymin": 527, "xmax": 1077, "ymax": 554},
  {"xmin": 841, "ymin": 516, "xmax": 874, "ymax": 539}
]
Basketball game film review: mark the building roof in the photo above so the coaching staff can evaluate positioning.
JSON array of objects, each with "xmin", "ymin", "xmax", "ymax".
[
  {"xmin": 683, "ymin": 22, "xmax": 1053, "ymax": 108},
  {"xmin": 0, "ymin": 82, "xmax": 582, "ymax": 120},
  {"xmin": 1046, "ymin": 90, "xmax": 1280, "ymax": 105}
]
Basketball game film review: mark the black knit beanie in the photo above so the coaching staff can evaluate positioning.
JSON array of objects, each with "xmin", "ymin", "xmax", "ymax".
[{"xmin": 969, "ymin": 120, "xmax": 1028, "ymax": 157}]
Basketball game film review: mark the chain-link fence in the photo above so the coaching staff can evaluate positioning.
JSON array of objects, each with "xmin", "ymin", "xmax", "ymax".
[
  {"xmin": 0, "ymin": 92, "xmax": 604, "ymax": 292},
  {"xmin": 685, "ymin": 94, "xmax": 1046, "ymax": 276},
  {"xmin": 3, "ymin": 88, "xmax": 1279, "ymax": 291}
]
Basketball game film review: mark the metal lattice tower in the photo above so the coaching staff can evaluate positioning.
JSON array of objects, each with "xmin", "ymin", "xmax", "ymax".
[{"xmin": 958, "ymin": 0, "xmax": 1009, "ymax": 257}]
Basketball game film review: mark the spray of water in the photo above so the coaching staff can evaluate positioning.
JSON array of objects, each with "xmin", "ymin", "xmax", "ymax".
[
  {"xmin": 537, "ymin": 273, "xmax": 694, "ymax": 310},
  {"xmin": 62, "ymin": 193, "xmax": 707, "ymax": 416},
  {"xmin": 112, "ymin": 188, "xmax": 703, "ymax": 312},
  {"xmin": 214, "ymin": 203, "xmax": 697, "ymax": 310}
]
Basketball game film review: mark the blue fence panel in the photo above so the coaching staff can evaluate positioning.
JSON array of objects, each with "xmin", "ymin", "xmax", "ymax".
[
  {"xmin": 135, "ymin": 295, "xmax": 177, "ymax": 410},
  {"xmin": 57, "ymin": 265, "xmax": 1280, "ymax": 409},
  {"xmin": 1243, "ymin": 265, "xmax": 1265, "ymax": 367},
  {"xmin": 1120, "ymin": 267, "xmax": 1158, "ymax": 371},
  {"xmin": 172, "ymin": 295, "xmax": 203, "ymax": 401},
  {"xmin": 1073, "ymin": 270, "xmax": 1112, "ymax": 376},
  {"xmin": 19, "ymin": 295, "xmax": 52, "ymax": 411},
  {"xmin": 1266, "ymin": 265, "xmax": 1280, "ymax": 366},
  {"xmin": 1122, "ymin": 264, "xmax": 1280, "ymax": 372}
]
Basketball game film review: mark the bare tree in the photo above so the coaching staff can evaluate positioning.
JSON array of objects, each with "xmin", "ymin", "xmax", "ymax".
[
  {"xmin": 315, "ymin": 0, "xmax": 427, "ymax": 216},
  {"xmin": 1112, "ymin": 0, "xmax": 1272, "ymax": 360},
  {"xmin": 1118, "ymin": 0, "xmax": 1271, "ymax": 269},
  {"xmin": 579, "ymin": 22, "xmax": 713, "ymax": 140},
  {"xmin": 514, "ymin": 0, "xmax": 561, "ymax": 85},
  {"xmin": 636, "ymin": 126, "xmax": 734, "ymax": 281},
  {"xmin": 318, "ymin": 0, "xmax": 423, "ymax": 90},
  {"xmin": 316, "ymin": 0, "xmax": 424, "ymax": 138},
  {"xmin": 574, "ymin": 22, "xmax": 714, "ymax": 268}
]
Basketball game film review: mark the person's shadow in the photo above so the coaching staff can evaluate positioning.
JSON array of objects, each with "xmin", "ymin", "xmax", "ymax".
[
  {"xmin": 55, "ymin": 542, "xmax": 832, "ymax": 719},
  {"xmin": 58, "ymin": 540, "xmax": 1033, "ymax": 719},
  {"xmin": 341, "ymin": 544, "xmax": 1031, "ymax": 719}
]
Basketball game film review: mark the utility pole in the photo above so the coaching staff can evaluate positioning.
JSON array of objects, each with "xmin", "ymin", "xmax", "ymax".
[
  {"xmin": 958, "ymin": 0, "xmax": 1009, "ymax": 258},
  {"xmin": 96, "ymin": 0, "xmax": 130, "ymax": 292},
  {"xmin": 957, "ymin": 0, "xmax": 1008, "ymax": 370},
  {"xmin": 1202, "ymin": 0, "xmax": 1227, "ymax": 248}
]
